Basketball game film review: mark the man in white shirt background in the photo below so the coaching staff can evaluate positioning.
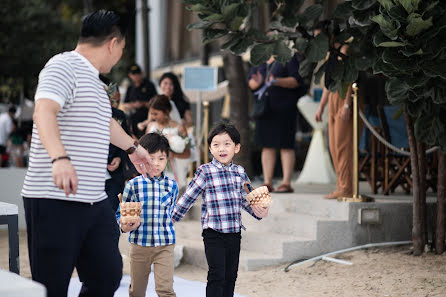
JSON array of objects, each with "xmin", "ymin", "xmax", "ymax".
[{"xmin": 0, "ymin": 105, "xmax": 16, "ymax": 167}]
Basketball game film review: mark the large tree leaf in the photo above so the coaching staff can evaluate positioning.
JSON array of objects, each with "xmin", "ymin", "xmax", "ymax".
[
  {"xmin": 371, "ymin": 14, "xmax": 401, "ymax": 40},
  {"xmin": 344, "ymin": 58, "xmax": 359, "ymax": 82},
  {"xmin": 313, "ymin": 61, "xmax": 327, "ymax": 85},
  {"xmin": 203, "ymin": 13, "xmax": 224, "ymax": 22},
  {"xmin": 299, "ymin": 4, "xmax": 323, "ymax": 26},
  {"xmin": 229, "ymin": 16, "xmax": 244, "ymax": 31},
  {"xmin": 397, "ymin": 0, "xmax": 421, "ymax": 15},
  {"xmin": 187, "ymin": 20, "xmax": 213, "ymax": 30},
  {"xmin": 331, "ymin": 59, "xmax": 345, "ymax": 81},
  {"xmin": 354, "ymin": 55, "xmax": 376, "ymax": 71},
  {"xmin": 406, "ymin": 13, "xmax": 433, "ymax": 36},
  {"xmin": 202, "ymin": 29, "xmax": 228, "ymax": 45},
  {"xmin": 221, "ymin": 3, "xmax": 240, "ymax": 20},
  {"xmin": 250, "ymin": 43, "xmax": 274, "ymax": 66},
  {"xmin": 415, "ymin": 114, "xmax": 442, "ymax": 146},
  {"xmin": 294, "ymin": 37, "xmax": 308, "ymax": 53},
  {"xmin": 427, "ymin": 86, "xmax": 446, "ymax": 104},
  {"xmin": 298, "ymin": 59, "xmax": 317, "ymax": 80},
  {"xmin": 423, "ymin": 60, "xmax": 446, "ymax": 79},
  {"xmin": 385, "ymin": 77, "xmax": 411, "ymax": 104},
  {"xmin": 387, "ymin": 4, "xmax": 407, "ymax": 22},
  {"xmin": 333, "ymin": 1, "xmax": 353, "ymax": 19},
  {"xmin": 373, "ymin": 31, "xmax": 405, "ymax": 47},
  {"xmin": 273, "ymin": 41, "xmax": 293, "ymax": 65},
  {"xmin": 377, "ymin": 0, "xmax": 396, "ymax": 11},
  {"xmin": 304, "ymin": 33, "xmax": 329, "ymax": 62},
  {"xmin": 382, "ymin": 48, "xmax": 418, "ymax": 72},
  {"xmin": 352, "ymin": 0, "xmax": 378, "ymax": 11},
  {"xmin": 229, "ymin": 37, "xmax": 254, "ymax": 55},
  {"xmin": 400, "ymin": 47, "xmax": 423, "ymax": 57},
  {"xmin": 352, "ymin": 7, "xmax": 378, "ymax": 26},
  {"xmin": 221, "ymin": 33, "xmax": 243, "ymax": 50}
]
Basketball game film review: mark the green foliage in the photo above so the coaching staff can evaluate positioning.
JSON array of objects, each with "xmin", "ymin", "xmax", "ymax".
[
  {"xmin": 182, "ymin": 0, "xmax": 446, "ymax": 150},
  {"xmin": 372, "ymin": 0, "xmax": 446, "ymax": 150}
]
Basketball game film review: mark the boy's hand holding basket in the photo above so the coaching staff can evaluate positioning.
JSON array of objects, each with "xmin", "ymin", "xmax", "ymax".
[
  {"xmin": 118, "ymin": 194, "xmax": 142, "ymax": 232},
  {"xmin": 244, "ymin": 183, "xmax": 272, "ymax": 218}
]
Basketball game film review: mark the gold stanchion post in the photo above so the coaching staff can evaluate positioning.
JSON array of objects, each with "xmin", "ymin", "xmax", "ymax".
[
  {"xmin": 338, "ymin": 83, "xmax": 373, "ymax": 202},
  {"xmin": 203, "ymin": 101, "xmax": 210, "ymax": 164}
]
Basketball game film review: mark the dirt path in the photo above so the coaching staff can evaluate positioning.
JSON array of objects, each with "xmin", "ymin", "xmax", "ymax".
[{"xmin": 1, "ymin": 230, "xmax": 445, "ymax": 296}]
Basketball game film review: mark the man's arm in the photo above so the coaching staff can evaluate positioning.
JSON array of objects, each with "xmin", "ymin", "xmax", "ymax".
[
  {"xmin": 110, "ymin": 118, "xmax": 153, "ymax": 176},
  {"xmin": 33, "ymin": 99, "xmax": 78, "ymax": 195}
]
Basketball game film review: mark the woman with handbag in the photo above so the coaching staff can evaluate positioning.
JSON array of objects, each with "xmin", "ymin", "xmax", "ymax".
[{"xmin": 248, "ymin": 54, "xmax": 307, "ymax": 193}]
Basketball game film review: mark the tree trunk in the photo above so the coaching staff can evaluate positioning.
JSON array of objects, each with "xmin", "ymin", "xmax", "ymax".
[
  {"xmin": 417, "ymin": 142, "xmax": 427, "ymax": 249},
  {"xmin": 223, "ymin": 53, "xmax": 253, "ymax": 176},
  {"xmin": 404, "ymin": 111, "xmax": 423, "ymax": 255},
  {"xmin": 436, "ymin": 152, "xmax": 446, "ymax": 254}
]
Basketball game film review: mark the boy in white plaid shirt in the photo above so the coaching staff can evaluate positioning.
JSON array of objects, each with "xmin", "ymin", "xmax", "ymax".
[{"xmin": 117, "ymin": 132, "xmax": 178, "ymax": 297}]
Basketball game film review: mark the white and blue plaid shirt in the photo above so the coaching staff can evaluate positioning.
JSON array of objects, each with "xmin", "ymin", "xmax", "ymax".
[
  {"xmin": 172, "ymin": 158, "xmax": 260, "ymax": 233},
  {"xmin": 117, "ymin": 173, "xmax": 178, "ymax": 247}
]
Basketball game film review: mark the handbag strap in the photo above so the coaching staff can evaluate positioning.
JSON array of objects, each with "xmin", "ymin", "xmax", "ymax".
[{"xmin": 264, "ymin": 61, "xmax": 276, "ymax": 85}]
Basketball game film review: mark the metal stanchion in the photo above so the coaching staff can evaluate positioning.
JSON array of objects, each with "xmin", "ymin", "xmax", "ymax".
[
  {"xmin": 203, "ymin": 101, "xmax": 210, "ymax": 164},
  {"xmin": 338, "ymin": 83, "xmax": 373, "ymax": 202}
]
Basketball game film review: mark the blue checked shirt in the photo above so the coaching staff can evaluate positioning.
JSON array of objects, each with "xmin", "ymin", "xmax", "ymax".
[
  {"xmin": 116, "ymin": 173, "xmax": 178, "ymax": 247},
  {"xmin": 172, "ymin": 158, "xmax": 260, "ymax": 233}
]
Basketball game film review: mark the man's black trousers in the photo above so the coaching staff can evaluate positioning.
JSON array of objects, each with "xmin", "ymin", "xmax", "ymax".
[{"xmin": 23, "ymin": 197, "xmax": 122, "ymax": 297}]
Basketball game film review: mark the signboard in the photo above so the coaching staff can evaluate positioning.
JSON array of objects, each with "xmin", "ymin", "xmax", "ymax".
[{"xmin": 184, "ymin": 66, "xmax": 218, "ymax": 91}]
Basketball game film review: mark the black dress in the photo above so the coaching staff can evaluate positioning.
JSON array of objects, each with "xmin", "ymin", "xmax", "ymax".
[{"xmin": 248, "ymin": 55, "xmax": 307, "ymax": 149}]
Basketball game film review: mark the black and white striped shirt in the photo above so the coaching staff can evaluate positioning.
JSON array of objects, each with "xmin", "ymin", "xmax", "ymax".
[{"xmin": 22, "ymin": 51, "xmax": 112, "ymax": 203}]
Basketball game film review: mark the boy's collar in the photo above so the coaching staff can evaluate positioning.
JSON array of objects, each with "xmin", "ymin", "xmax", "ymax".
[
  {"xmin": 212, "ymin": 158, "xmax": 236, "ymax": 169},
  {"xmin": 144, "ymin": 172, "xmax": 166, "ymax": 181}
]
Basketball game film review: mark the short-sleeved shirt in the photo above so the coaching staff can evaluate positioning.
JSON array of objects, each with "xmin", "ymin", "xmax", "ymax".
[
  {"xmin": 247, "ymin": 55, "xmax": 306, "ymax": 112},
  {"xmin": 21, "ymin": 51, "xmax": 112, "ymax": 203},
  {"xmin": 117, "ymin": 173, "xmax": 178, "ymax": 247},
  {"xmin": 172, "ymin": 159, "xmax": 260, "ymax": 233},
  {"xmin": 124, "ymin": 78, "xmax": 157, "ymax": 103}
]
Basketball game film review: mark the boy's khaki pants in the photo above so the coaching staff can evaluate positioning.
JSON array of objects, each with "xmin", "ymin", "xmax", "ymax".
[{"xmin": 129, "ymin": 243, "xmax": 176, "ymax": 297}]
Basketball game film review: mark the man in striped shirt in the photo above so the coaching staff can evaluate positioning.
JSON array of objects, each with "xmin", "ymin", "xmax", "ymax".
[
  {"xmin": 172, "ymin": 123, "xmax": 269, "ymax": 297},
  {"xmin": 21, "ymin": 10, "xmax": 153, "ymax": 297}
]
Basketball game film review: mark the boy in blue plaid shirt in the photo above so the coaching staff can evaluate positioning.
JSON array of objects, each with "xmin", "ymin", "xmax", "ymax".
[
  {"xmin": 117, "ymin": 132, "xmax": 178, "ymax": 297},
  {"xmin": 172, "ymin": 123, "xmax": 269, "ymax": 297}
]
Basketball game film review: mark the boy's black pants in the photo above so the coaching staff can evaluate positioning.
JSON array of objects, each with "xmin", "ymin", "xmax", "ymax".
[
  {"xmin": 23, "ymin": 197, "xmax": 122, "ymax": 297},
  {"xmin": 202, "ymin": 228, "xmax": 241, "ymax": 297}
]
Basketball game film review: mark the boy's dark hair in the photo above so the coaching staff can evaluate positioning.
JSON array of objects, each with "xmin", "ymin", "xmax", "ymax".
[
  {"xmin": 148, "ymin": 95, "xmax": 172, "ymax": 113},
  {"xmin": 79, "ymin": 10, "xmax": 128, "ymax": 46},
  {"xmin": 207, "ymin": 123, "xmax": 241, "ymax": 146},
  {"xmin": 139, "ymin": 132, "xmax": 170, "ymax": 157}
]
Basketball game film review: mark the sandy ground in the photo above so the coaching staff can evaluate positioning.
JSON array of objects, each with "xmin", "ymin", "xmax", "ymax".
[{"xmin": 1, "ymin": 230, "xmax": 446, "ymax": 296}]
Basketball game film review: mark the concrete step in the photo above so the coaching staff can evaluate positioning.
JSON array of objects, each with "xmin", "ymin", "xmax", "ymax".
[
  {"xmin": 242, "ymin": 211, "xmax": 346, "ymax": 239},
  {"xmin": 176, "ymin": 238, "xmax": 285, "ymax": 271},
  {"xmin": 268, "ymin": 193, "xmax": 349, "ymax": 219},
  {"xmin": 175, "ymin": 220, "xmax": 311, "ymax": 256}
]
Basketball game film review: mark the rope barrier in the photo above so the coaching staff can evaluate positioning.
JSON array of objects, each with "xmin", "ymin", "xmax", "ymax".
[{"xmin": 358, "ymin": 110, "xmax": 438, "ymax": 156}]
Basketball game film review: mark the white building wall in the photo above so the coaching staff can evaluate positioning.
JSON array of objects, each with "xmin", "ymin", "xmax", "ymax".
[{"xmin": 135, "ymin": 0, "xmax": 167, "ymax": 73}]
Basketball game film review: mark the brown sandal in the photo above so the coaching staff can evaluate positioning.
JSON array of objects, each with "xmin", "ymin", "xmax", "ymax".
[
  {"xmin": 274, "ymin": 184, "xmax": 294, "ymax": 193},
  {"xmin": 261, "ymin": 183, "xmax": 275, "ymax": 192}
]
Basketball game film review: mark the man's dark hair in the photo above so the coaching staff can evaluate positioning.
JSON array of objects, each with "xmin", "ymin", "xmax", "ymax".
[
  {"xmin": 8, "ymin": 106, "xmax": 16, "ymax": 114},
  {"xmin": 148, "ymin": 95, "xmax": 172, "ymax": 113},
  {"xmin": 139, "ymin": 132, "xmax": 170, "ymax": 157},
  {"xmin": 207, "ymin": 123, "xmax": 241, "ymax": 146},
  {"xmin": 79, "ymin": 10, "xmax": 128, "ymax": 46}
]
